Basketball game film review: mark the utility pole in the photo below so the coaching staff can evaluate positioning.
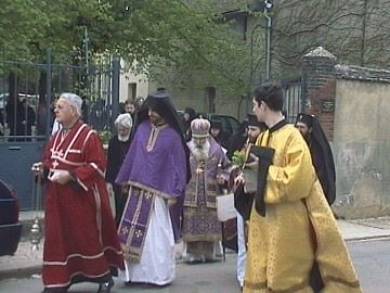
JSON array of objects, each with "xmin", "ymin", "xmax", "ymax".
[
  {"xmin": 83, "ymin": 27, "xmax": 90, "ymax": 71},
  {"xmin": 360, "ymin": 0, "xmax": 368, "ymax": 67},
  {"xmin": 82, "ymin": 27, "xmax": 91, "ymax": 99}
]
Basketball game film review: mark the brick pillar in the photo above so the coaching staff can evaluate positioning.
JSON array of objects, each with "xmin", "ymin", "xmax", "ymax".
[{"xmin": 302, "ymin": 47, "xmax": 337, "ymax": 141}]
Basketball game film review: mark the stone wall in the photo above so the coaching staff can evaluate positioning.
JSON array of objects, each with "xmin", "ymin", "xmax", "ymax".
[
  {"xmin": 302, "ymin": 47, "xmax": 390, "ymax": 218},
  {"xmin": 332, "ymin": 70, "xmax": 390, "ymax": 218}
]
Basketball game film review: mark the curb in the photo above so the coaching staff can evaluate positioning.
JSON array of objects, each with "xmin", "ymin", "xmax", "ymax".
[
  {"xmin": 345, "ymin": 234, "xmax": 390, "ymax": 242},
  {"xmin": 0, "ymin": 265, "xmax": 41, "ymax": 281}
]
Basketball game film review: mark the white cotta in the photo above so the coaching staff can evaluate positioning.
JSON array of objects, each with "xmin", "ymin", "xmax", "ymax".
[{"xmin": 119, "ymin": 196, "xmax": 176, "ymax": 285}]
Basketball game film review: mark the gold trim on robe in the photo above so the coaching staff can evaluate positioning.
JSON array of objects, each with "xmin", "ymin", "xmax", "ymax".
[{"xmin": 244, "ymin": 124, "xmax": 361, "ymax": 293}]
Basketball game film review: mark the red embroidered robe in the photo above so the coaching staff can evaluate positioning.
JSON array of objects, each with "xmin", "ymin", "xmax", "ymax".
[{"xmin": 41, "ymin": 120, "xmax": 124, "ymax": 289}]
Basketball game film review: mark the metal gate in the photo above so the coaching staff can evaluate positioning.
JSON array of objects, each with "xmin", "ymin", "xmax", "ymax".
[
  {"xmin": 0, "ymin": 52, "xmax": 120, "ymax": 210},
  {"xmin": 282, "ymin": 79, "xmax": 303, "ymax": 123}
]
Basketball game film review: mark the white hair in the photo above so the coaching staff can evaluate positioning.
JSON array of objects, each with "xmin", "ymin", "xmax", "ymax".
[
  {"xmin": 59, "ymin": 93, "xmax": 82, "ymax": 117},
  {"xmin": 115, "ymin": 113, "xmax": 133, "ymax": 129}
]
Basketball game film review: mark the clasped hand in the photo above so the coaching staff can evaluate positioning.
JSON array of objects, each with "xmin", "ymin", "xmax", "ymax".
[
  {"xmin": 48, "ymin": 170, "xmax": 73, "ymax": 185},
  {"xmin": 233, "ymin": 172, "xmax": 246, "ymax": 192}
]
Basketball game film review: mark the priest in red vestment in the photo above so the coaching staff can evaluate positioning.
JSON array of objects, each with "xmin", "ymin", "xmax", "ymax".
[{"xmin": 32, "ymin": 93, "xmax": 124, "ymax": 293}]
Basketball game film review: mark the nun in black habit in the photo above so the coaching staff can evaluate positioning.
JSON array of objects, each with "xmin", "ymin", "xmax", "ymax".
[{"xmin": 296, "ymin": 113, "xmax": 336, "ymax": 205}]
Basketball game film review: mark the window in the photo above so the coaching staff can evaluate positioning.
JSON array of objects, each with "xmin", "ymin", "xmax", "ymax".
[
  {"xmin": 128, "ymin": 83, "xmax": 137, "ymax": 100},
  {"xmin": 205, "ymin": 86, "xmax": 216, "ymax": 113}
]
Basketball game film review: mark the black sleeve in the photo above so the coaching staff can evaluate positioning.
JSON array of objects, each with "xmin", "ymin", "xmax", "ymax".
[
  {"xmin": 105, "ymin": 139, "xmax": 116, "ymax": 183},
  {"xmin": 251, "ymin": 145, "xmax": 275, "ymax": 217}
]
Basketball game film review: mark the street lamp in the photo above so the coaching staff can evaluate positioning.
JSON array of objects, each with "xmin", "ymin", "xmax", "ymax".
[
  {"xmin": 264, "ymin": 0, "xmax": 273, "ymax": 11},
  {"xmin": 246, "ymin": 0, "xmax": 274, "ymax": 112},
  {"xmin": 263, "ymin": 0, "xmax": 273, "ymax": 80},
  {"xmin": 247, "ymin": 0, "xmax": 273, "ymax": 81}
]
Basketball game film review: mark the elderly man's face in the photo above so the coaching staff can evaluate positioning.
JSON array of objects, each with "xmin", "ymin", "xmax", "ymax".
[
  {"xmin": 194, "ymin": 137, "xmax": 207, "ymax": 148},
  {"xmin": 54, "ymin": 98, "xmax": 77, "ymax": 124},
  {"xmin": 118, "ymin": 126, "xmax": 131, "ymax": 138}
]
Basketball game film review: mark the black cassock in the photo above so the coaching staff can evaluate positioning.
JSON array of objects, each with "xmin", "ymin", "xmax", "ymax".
[{"xmin": 105, "ymin": 135, "xmax": 131, "ymax": 225}]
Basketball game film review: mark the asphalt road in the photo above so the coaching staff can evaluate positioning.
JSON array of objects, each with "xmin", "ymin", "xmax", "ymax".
[{"xmin": 0, "ymin": 239, "xmax": 389, "ymax": 293}]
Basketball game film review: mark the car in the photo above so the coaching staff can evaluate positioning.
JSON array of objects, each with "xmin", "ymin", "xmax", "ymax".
[
  {"xmin": 177, "ymin": 111, "xmax": 241, "ymax": 136},
  {"xmin": 0, "ymin": 179, "xmax": 22, "ymax": 256},
  {"xmin": 201, "ymin": 113, "xmax": 241, "ymax": 136}
]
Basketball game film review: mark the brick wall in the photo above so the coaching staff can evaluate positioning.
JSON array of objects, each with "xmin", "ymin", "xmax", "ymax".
[{"xmin": 302, "ymin": 47, "xmax": 337, "ymax": 141}]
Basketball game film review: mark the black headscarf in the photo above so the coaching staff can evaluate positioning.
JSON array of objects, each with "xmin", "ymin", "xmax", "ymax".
[
  {"xmin": 226, "ymin": 119, "xmax": 248, "ymax": 159},
  {"xmin": 247, "ymin": 113, "xmax": 267, "ymax": 130},
  {"xmin": 133, "ymin": 90, "xmax": 191, "ymax": 183},
  {"xmin": 184, "ymin": 107, "xmax": 197, "ymax": 122},
  {"xmin": 296, "ymin": 113, "xmax": 336, "ymax": 205},
  {"xmin": 210, "ymin": 119, "xmax": 230, "ymax": 149}
]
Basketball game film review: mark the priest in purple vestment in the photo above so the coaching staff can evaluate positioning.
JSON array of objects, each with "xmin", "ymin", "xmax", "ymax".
[
  {"xmin": 182, "ymin": 118, "xmax": 231, "ymax": 263},
  {"xmin": 115, "ymin": 90, "xmax": 190, "ymax": 286}
]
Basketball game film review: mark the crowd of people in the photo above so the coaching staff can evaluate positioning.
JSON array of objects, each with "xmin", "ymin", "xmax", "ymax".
[{"xmin": 31, "ymin": 84, "xmax": 362, "ymax": 293}]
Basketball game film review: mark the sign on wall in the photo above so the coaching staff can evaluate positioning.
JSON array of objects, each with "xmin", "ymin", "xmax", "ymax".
[{"xmin": 321, "ymin": 99, "xmax": 335, "ymax": 112}]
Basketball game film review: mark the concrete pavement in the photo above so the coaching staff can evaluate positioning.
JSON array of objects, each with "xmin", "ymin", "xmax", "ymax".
[
  {"xmin": 2, "ymin": 240, "xmax": 390, "ymax": 293},
  {"xmin": 1, "ymin": 213, "xmax": 390, "ymax": 281},
  {"xmin": 339, "ymin": 218, "xmax": 390, "ymax": 241}
]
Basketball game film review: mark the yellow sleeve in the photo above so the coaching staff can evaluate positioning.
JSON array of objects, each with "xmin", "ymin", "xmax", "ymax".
[{"xmin": 265, "ymin": 133, "xmax": 315, "ymax": 204}]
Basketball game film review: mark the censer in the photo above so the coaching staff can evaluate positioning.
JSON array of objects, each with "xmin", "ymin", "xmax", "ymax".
[{"xmin": 31, "ymin": 171, "xmax": 42, "ymax": 251}]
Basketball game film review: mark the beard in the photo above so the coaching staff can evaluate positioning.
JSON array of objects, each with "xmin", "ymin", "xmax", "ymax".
[
  {"xmin": 191, "ymin": 140, "xmax": 210, "ymax": 162},
  {"xmin": 118, "ymin": 134, "xmax": 130, "ymax": 142},
  {"xmin": 248, "ymin": 135, "xmax": 258, "ymax": 144}
]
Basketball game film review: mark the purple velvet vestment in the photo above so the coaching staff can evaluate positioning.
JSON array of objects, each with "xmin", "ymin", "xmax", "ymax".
[
  {"xmin": 116, "ymin": 121, "xmax": 187, "ymax": 250},
  {"xmin": 183, "ymin": 138, "xmax": 230, "ymax": 243}
]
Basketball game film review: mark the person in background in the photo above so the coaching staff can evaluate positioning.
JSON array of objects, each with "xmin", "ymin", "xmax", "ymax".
[
  {"xmin": 182, "ymin": 107, "xmax": 197, "ymax": 141},
  {"xmin": 123, "ymin": 100, "xmax": 138, "ymax": 121},
  {"xmin": 182, "ymin": 118, "xmax": 230, "ymax": 263},
  {"xmin": 0, "ymin": 108, "xmax": 4, "ymax": 136},
  {"xmin": 134, "ymin": 97, "xmax": 145, "ymax": 113},
  {"xmin": 5, "ymin": 95, "xmax": 22, "ymax": 139},
  {"xmin": 295, "ymin": 113, "xmax": 336, "ymax": 206},
  {"xmin": 81, "ymin": 95, "xmax": 89, "ymax": 124},
  {"xmin": 209, "ymin": 120, "xmax": 229, "ymax": 150},
  {"xmin": 231, "ymin": 113, "xmax": 266, "ymax": 289},
  {"xmin": 106, "ymin": 113, "xmax": 133, "ymax": 225},
  {"xmin": 226, "ymin": 120, "xmax": 248, "ymax": 160}
]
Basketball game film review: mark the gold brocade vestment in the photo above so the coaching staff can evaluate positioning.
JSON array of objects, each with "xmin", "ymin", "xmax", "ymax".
[{"xmin": 244, "ymin": 124, "xmax": 361, "ymax": 293}]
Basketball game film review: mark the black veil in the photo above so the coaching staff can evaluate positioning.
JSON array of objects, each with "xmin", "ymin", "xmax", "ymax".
[{"xmin": 296, "ymin": 113, "xmax": 336, "ymax": 205}]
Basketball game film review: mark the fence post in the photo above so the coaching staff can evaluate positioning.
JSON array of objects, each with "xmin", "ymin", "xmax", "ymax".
[
  {"xmin": 45, "ymin": 48, "xmax": 52, "ymax": 138},
  {"xmin": 302, "ymin": 47, "xmax": 337, "ymax": 141},
  {"xmin": 111, "ymin": 57, "xmax": 120, "ymax": 123}
]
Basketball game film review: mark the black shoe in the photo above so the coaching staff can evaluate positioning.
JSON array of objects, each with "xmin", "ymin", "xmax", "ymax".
[{"xmin": 97, "ymin": 279, "xmax": 114, "ymax": 293}]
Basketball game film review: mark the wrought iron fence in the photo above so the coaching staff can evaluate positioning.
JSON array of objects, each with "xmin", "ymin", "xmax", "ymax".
[
  {"xmin": 282, "ymin": 78, "xmax": 303, "ymax": 123},
  {"xmin": 0, "ymin": 51, "xmax": 120, "ymax": 210}
]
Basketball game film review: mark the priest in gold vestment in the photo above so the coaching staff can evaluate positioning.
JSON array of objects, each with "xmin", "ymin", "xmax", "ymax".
[{"xmin": 235, "ymin": 83, "xmax": 362, "ymax": 293}]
